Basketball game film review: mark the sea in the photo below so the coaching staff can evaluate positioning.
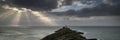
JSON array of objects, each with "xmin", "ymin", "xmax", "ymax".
[{"xmin": 0, "ymin": 26, "xmax": 120, "ymax": 40}]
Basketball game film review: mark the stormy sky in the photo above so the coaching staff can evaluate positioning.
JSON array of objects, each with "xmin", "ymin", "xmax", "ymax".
[{"xmin": 0, "ymin": 0, "xmax": 120, "ymax": 26}]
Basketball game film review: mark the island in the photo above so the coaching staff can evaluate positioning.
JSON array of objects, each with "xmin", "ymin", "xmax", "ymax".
[{"xmin": 41, "ymin": 26, "xmax": 97, "ymax": 40}]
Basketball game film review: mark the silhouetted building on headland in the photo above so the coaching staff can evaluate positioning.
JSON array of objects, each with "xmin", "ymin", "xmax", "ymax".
[{"xmin": 41, "ymin": 26, "xmax": 97, "ymax": 40}]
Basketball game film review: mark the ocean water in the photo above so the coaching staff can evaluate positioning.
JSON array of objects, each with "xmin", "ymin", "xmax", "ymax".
[{"xmin": 0, "ymin": 26, "xmax": 120, "ymax": 40}]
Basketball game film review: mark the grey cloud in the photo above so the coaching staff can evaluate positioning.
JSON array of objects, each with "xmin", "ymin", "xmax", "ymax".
[
  {"xmin": 0, "ymin": 0, "xmax": 120, "ymax": 17},
  {"xmin": 103, "ymin": 0, "xmax": 113, "ymax": 4},
  {"xmin": 0, "ymin": 0, "xmax": 96, "ymax": 11},
  {"xmin": 102, "ymin": 0, "xmax": 120, "ymax": 5},
  {"xmin": 62, "ymin": 0, "xmax": 73, "ymax": 5},
  {"xmin": 0, "ymin": 0, "xmax": 59, "ymax": 11},
  {"xmin": 50, "ymin": 0, "xmax": 120, "ymax": 17}
]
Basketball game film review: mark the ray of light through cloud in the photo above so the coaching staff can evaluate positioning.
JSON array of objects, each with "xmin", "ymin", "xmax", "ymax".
[
  {"xmin": 0, "ymin": 5, "xmax": 58, "ymax": 26},
  {"xmin": 0, "ymin": 11, "xmax": 12, "ymax": 18},
  {"xmin": 0, "ymin": 10, "xmax": 16, "ymax": 19},
  {"xmin": 24, "ymin": 12, "xmax": 31, "ymax": 26},
  {"xmin": 31, "ymin": 11, "xmax": 58, "ymax": 26},
  {"xmin": 2, "ymin": 5, "xmax": 23, "ymax": 26},
  {"xmin": 10, "ymin": 12, "xmax": 22, "ymax": 26}
]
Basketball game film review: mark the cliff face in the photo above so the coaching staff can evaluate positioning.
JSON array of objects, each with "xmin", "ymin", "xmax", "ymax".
[{"xmin": 41, "ymin": 27, "xmax": 86, "ymax": 40}]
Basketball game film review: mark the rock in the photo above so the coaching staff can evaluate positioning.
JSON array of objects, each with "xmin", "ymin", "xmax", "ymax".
[{"xmin": 41, "ymin": 26, "xmax": 97, "ymax": 40}]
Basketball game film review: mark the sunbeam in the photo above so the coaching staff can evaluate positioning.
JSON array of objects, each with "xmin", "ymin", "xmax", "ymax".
[
  {"xmin": 24, "ymin": 13, "xmax": 31, "ymax": 26},
  {"xmin": 31, "ymin": 11, "xmax": 58, "ymax": 26},
  {"xmin": 1, "ymin": 5, "xmax": 58, "ymax": 26},
  {"xmin": 0, "ymin": 10, "xmax": 15, "ymax": 19},
  {"xmin": 2, "ymin": 5, "xmax": 22, "ymax": 26},
  {"xmin": 0, "ymin": 12, "xmax": 8, "ymax": 18},
  {"xmin": 10, "ymin": 12, "xmax": 22, "ymax": 26}
]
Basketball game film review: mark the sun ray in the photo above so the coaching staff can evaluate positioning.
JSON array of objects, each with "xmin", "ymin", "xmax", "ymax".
[
  {"xmin": 1, "ymin": 5, "xmax": 58, "ymax": 26},
  {"xmin": 0, "ymin": 10, "xmax": 14, "ymax": 18},
  {"xmin": 24, "ymin": 13, "xmax": 31, "ymax": 26},
  {"xmin": 0, "ymin": 12, "xmax": 8, "ymax": 18},
  {"xmin": 31, "ymin": 11, "xmax": 58, "ymax": 26},
  {"xmin": 10, "ymin": 11, "xmax": 22, "ymax": 26}
]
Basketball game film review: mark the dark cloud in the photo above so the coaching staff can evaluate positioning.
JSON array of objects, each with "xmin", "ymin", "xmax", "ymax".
[
  {"xmin": 0, "ymin": 0, "xmax": 120, "ymax": 16},
  {"xmin": 76, "ymin": 4, "xmax": 120, "ymax": 17},
  {"xmin": 0, "ymin": 0, "xmax": 59, "ymax": 10},
  {"xmin": 103, "ymin": 0, "xmax": 113, "ymax": 4},
  {"xmin": 62, "ymin": 0, "xmax": 73, "ymax": 5},
  {"xmin": 50, "ymin": 0, "xmax": 120, "ymax": 17},
  {"xmin": 0, "ymin": 0, "xmax": 98, "ymax": 11},
  {"xmin": 102, "ymin": 0, "xmax": 120, "ymax": 5}
]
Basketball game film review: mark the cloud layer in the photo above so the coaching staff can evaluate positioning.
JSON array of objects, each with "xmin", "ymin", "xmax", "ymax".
[
  {"xmin": 50, "ymin": 0, "xmax": 120, "ymax": 17},
  {"xmin": 0, "ymin": 0, "xmax": 59, "ymax": 10},
  {"xmin": 0, "ymin": 0, "xmax": 97, "ymax": 11},
  {"xmin": 0, "ymin": 0, "xmax": 120, "ymax": 17}
]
